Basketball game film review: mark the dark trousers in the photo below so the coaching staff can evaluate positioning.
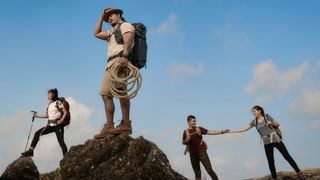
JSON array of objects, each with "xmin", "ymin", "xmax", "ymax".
[
  {"xmin": 264, "ymin": 141, "xmax": 301, "ymax": 179},
  {"xmin": 190, "ymin": 151, "xmax": 219, "ymax": 180},
  {"xmin": 30, "ymin": 124, "xmax": 68, "ymax": 155}
]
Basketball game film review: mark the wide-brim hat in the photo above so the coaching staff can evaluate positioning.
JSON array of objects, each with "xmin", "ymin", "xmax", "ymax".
[{"xmin": 103, "ymin": 8, "xmax": 123, "ymax": 22}]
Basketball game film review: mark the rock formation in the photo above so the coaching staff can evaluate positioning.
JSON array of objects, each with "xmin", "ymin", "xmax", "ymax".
[
  {"xmin": 1, "ymin": 134, "xmax": 187, "ymax": 180},
  {"xmin": 0, "ymin": 156, "xmax": 39, "ymax": 180},
  {"xmin": 60, "ymin": 134, "xmax": 187, "ymax": 180}
]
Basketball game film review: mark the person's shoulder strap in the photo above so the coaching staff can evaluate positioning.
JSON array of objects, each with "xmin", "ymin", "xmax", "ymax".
[
  {"xmin": 55, "ymin": 100, "xmax": 63, "ymax": 112},
  {"xmin": 265, "ymin": 114, "xmax": 271, "ymax": 123},
  {"xmin": 195, "ymin": 127, "xmax": 201, "ymax": 135}
]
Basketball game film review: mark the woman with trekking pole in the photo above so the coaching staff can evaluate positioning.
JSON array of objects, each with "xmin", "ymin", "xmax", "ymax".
[
  {"xmin": 21, "ymin": 88, "xmax": 68, "ymax": 157},
  {"xmin": 227, "ymin": 106, "xmax": 306, "ymax": 180}
]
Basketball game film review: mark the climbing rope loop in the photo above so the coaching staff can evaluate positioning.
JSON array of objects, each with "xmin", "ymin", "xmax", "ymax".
[{"xmin": 108, "ymin": 62, "xmax": 142, "ymax": 99}]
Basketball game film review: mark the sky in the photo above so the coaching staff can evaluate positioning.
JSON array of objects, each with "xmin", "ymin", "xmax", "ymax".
[{"xmin": 1, "ymin": 0, "xmax": 320, "ymax": 179}]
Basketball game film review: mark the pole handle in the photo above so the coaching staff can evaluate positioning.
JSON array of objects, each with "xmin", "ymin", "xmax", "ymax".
[{"xmin": 30, "ymin": 111, "xmax": 37, "ymax": 122}]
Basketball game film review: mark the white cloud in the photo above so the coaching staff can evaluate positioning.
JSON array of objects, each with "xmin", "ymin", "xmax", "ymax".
[
  {"xmin": 156, "ymin": 13, "xmax": 179, "ymax": 35},
  {"xmin": 169, "ymin": 62, "xmax": 204, "ymax": 76},
  {"xmin": 245, "ymin": 60, "xmax": 309, "ymax": 103},
  {"xmin": 289, "ymin": 89, "xmax": 320, "ymax": 120},
  {"xmin": 0, "ymin": 111, "xmax": 28, "ymax": 136}
]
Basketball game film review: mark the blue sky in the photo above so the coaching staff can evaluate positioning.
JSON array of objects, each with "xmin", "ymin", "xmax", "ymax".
[{"xmin": 1, "ymin": 0, "xmax": 320, "ymax": 179}]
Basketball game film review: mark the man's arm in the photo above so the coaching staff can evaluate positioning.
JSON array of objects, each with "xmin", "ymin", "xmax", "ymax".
[
  {"xmin": 207, "ymin": 129, "xmax": 229, "ymax": 135},
  {"xmin": 122, "ymin": 31, "xmax": 134, "ymax": 56},
  {"xmin": 182, "ymin": 130, "xmax": 191, "ymax": 145},
  {"xmin": 119, "ymin": 31, "xmax": 134, "ymax": 67},
  {"xmin": 93, "ymin": 11, "xmax": 109, "ymax": 40}
]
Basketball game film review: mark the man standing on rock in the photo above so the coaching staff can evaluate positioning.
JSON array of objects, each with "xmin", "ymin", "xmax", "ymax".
[
  {"xmin": 93, "ymin": 7, "xmax": 135, "ymax": 138},
  {"xmin": 182, "ymin": 115, "xmax": 229, "ymax": 180}
]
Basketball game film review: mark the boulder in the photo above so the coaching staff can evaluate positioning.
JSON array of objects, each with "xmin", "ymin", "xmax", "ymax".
[
  {"xmin": 1, "ymin": 156, "xmax": 39, "ymax": 180},
  {"xmin": 59, "ymin": 134, "xmax": 187, "ymax": 180}
]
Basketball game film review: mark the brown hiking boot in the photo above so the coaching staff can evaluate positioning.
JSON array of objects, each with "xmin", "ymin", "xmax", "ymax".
[
  {"xmin": 94, "ymin": 122, "xmax": 114, "ymax": 139},
  {"xmin": 109, "ymin": 120, "xmax": 132, "ymax": 135}
]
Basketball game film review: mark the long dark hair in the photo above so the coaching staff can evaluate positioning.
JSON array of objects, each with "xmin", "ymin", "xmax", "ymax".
[
  {"xmin": 252, "ymin": 105, "xmax": 265, "ymax": 117},
  {"xmin": 48, "ymin": 88, "xmax": 59, "ymax": 101}
]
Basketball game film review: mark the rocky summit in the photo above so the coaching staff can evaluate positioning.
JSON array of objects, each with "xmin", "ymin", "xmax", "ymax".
[
  {"xmin": 60, "ymin": 134, "xmax": 186, "ymax": 180},
  {"xmin": 0, "ymin": 156, "xmax": 39, "ymax": 180},
  {"xmin": 1, "ymin": 134, "xmax": 187, "ymax": 180}
]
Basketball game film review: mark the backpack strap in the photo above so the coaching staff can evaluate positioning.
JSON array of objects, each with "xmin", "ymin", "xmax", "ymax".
[
  {"xmin": 195, "ymin": 127, "xmax": 201, "ymax": 136},
  {"xmin": 113, "ymin": 22, "xmax": 125, "ymax": 44},
  {"xmin": 184, "ymin": 129, "xmax": 190, "ymax": 155}
]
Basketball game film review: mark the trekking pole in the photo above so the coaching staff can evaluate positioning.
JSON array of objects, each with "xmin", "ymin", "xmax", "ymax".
[{"xmin": 24, "ymin": 111, "xmax": 37, "ymax": 152}]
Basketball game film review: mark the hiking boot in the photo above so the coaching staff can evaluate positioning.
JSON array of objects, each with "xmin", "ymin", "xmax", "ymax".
[
  {"xmin": 21, "ymin": 149, "xmax": 34, "ymax": 157},
  {"xmin": 109, "ymin": 120, "xmax": 132, "ymax": 135},
  {"xmin": 297, "ymin": 172, "xmax": 307, "ymax": 180},
  {"xmin": 94, "ymin": 122, "xmax": 115, "ymax": 139}
]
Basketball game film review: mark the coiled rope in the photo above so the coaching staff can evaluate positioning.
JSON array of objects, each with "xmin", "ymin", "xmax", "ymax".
[{"xmin": 108, "ymin": 62, "xmax": 142, "ymax": 99}]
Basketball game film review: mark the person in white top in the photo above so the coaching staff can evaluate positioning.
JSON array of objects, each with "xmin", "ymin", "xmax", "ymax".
[
  {"xmin": 93, "ymin": 7, "xmax": 135, "ymax": 138},
  {"xmin": 22, "ymin": 88, "xmax": 68, "ymax": 157}
]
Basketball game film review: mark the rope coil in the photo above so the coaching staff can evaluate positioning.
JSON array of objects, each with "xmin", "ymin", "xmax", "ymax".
[{"xmin": 108, "ymin": 63, "xmax": 142, "ymax": 99}]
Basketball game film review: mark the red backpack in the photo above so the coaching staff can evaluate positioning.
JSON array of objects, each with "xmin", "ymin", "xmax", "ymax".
[{"xmin": 56, "ymin": 97, "xmax": 71, "ymax": 127}]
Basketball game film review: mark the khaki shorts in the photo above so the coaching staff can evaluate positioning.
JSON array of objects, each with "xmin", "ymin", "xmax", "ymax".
[{"xmin": 99, "ymin": 59, "xmax": 129, "ymax": 97}]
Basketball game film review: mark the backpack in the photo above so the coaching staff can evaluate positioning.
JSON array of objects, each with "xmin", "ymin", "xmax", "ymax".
[
  {"xmin": 183, "ymin": 127, "xmax": 205, "ymax": 155},
  {"xmin": 55, "ymin": 97, "xmax": 71, "ymax": 127},
  {"xmin": 114, "ymin": 22, "xmax": 148, "ymax": 69},
  {"xmin": 254, "ymin": 114, "xmax": 282, "ymax": 139}
]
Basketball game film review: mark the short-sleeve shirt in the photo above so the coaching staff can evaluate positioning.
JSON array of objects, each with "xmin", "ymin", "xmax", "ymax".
[
  {"xmin": 182, "ymin": 127, "xmax": 208, "ymax": 154},
  {"xmin": 249, "ymin": 115, "xmax": 282, "ymax": 145},
  {"xmin": 47, "ymin": 100, "xmax": 64, "ymax": 126},
  {"xmin": 107, "ymin": 22, "xmax": 135, "ymax": 59}
]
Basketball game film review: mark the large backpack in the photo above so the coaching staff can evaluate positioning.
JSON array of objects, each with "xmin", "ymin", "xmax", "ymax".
[
  {"xmin": 56, "ymin": 97, "xmax": 71, "ymax": 127},
  {"xmin": 254, "ymin": 114, "xmax": 282, "ymax": 139},
  {"xmin": 114, "ymin": 22, "xmax": 148, "ymax": 69}
]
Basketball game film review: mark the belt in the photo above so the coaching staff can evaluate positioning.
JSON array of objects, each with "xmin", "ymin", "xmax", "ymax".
[{"xmin": 108, "ymin": 51, "xmax": 123, "ymax": 62}]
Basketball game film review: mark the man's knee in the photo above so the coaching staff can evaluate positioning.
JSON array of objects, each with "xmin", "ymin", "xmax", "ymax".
[{"xmin": 102, "ymin": 95, "xmax": 113, "ymax": 101}]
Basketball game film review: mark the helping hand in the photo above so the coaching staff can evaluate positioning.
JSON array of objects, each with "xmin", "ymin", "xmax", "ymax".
[{"xmin": 224, "ymin": 129, "xmax": 230, "ymax": 133}]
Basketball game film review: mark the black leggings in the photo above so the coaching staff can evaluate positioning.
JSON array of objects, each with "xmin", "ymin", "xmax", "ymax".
[
  {"xmin": 264, "ymin": 141, "xmax": 301, "ymax": 179},
  {"xmin": 30, "ymin": 124, "xmax": 68, "ymax": 155},
  {"xmin": 190, "ymin": 151, "xmax": 219, "ymax": 180}
]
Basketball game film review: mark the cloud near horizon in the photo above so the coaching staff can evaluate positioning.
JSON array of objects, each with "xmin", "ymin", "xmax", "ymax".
[
  {"xmin": 245, "ymin": 60, "xmax": 309, "ymax": 103},
  {"xmin": 289, "ymin": 89, "xmax": 320, "ymax": 121}
]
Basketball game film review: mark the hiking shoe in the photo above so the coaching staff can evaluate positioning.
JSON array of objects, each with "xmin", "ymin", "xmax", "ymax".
[
  {"xmin": 94, "ymin": 122, "xmax": 115, "ymax": 139},
  {"xmin": 109, "ymin": 120, "xmax": 132, "ymax": 135},
  {"xmin": 297, "ymin": 172, "xmax": 307, "ymax": 180},
  {"xmin": 21, "ymin": 149, "xmax": 34, "ymax": 157}
]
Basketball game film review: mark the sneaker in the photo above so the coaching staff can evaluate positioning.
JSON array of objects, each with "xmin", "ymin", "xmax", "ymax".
[{"xmin": 21, "ymin": 149, "xmax": 34, "ymax": 157}]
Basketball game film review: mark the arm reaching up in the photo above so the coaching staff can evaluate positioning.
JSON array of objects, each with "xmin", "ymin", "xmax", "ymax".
[{"xmin": 93, "ymin": 10, "xmax": 110, "ymax": 40}]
